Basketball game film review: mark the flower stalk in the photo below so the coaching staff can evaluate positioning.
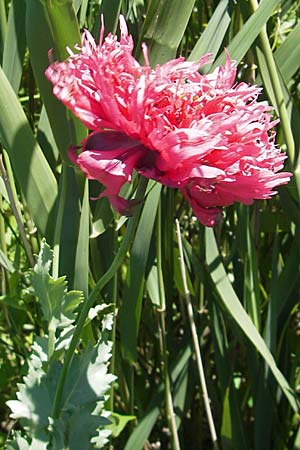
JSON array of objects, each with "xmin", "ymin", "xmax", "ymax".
[
  {"xmin": 175, "ymin": 219, "xmax": 219, "ymax": 450},
  {"xmin": 0, "ymin": 154, "xmax": 34, "ymax": 267},
  {"xmin": 52, "ymin": 163, "xmax": 68, "ymax": 279},
  {"xmin": 248, "ymin": 0, "xmax": 300, "ymax": 199},
  {"xmin": 51, "ymin": 176, "xmax": 148, "ymax": 419},
  {"xmin": 156, "ymin": 202, "xmax": 181, "ymax": 450}
]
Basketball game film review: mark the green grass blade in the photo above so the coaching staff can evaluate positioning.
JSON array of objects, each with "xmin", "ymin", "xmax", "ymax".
[
  {"xmin": 189, "ymin": 0, "xmax": 231, "ymax": 65},
  {"xmin": 37, "ymin": 107, "xmax": 59, "ymax": 171},
  {"xmin": 255, "ymin": 46, "xmax": 300, "ymax": 162},
  {"xmin": 99, "ymin": 0, "xmax": 122, "ymax": 34},
  {"xmin": 237, "ymin": 206, "xmax": 260, "ymax": 330},
  {"xmin": 0, "ymin": 249, "xmax": 15, "ymax": 273},
  {"xmin": 58, "ymin": 167, "xmax": 80, "ymax": 285},
  {"xmin": 26, "ymin": 1, "xmax": 87, "ymax": 282},
  {"xmin": 213, "ymin": 0, "xmax": 280, "ymax": 66},
  {"xmin": 0, "ymin": 66, "xmax": 57, "ymax": 239},
  {"xmin": 274, "ymin": 21, "xmax": 300, "ymax": 84},
  {"xmin": 74, "ymin": 178, "xmax": 89, "ymax": 298},
  {"xmin": 41, "ymin": 0, "xmax": 81, "ymax": 61},
  {"xmin": 124, "ymin": 345, "xmax": 192, "ymax": 450},
  {"xmin": 0, "ymin": 0, "xmax": 6, "ymax": 63},
  {"xmin": 221, "ymin": 384, "xmax": 249, "ymax": 450},
  {"xmin": 26, "ymin": 0, "xmax": 86, "ymax": 162},
  {"xmin": 120, "ymin": 182, "xmax": 162, "ymax": 362},
  {"xmin": 205, "ymin": 227, "xmax": 299, "ymax": 415},
  {"xmin": 0, "ymin": 175, "xmax": 9, "ymax": 203},
  {"xmin": 253, "ymin": 235, "xmax": 280, "ymax": 450},
  {"xmin": 2, "ymin": 0, "xmax": 26, "ymax": 93},
  {"xmin": 208, "ymin": 301, "xmax": 248, "ymax": 449},
  {"xmin": 139, "ymin": 0, "xmax": 195, "ymax": 65},
  {"xmin": 79, "ymin": 0, "xmax": 88, "ymax": 27}
]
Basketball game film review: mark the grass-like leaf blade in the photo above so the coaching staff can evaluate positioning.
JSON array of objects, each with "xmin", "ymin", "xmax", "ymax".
[{"xmin": 205, "ymin": 227, "xmax": 299, "ymax": 415}]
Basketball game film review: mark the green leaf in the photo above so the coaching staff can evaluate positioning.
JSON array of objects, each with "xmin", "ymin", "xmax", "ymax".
[
  {"xmin": 5, "ymin": 432, "xmax": 30, "ymax": 450},
  {"xmin": 273, "ymin": 21, "xmax": 300, "ymax": 84},
  {"xmin": 6, "ymin": 339, "xmax": 55, "ymax": 433},
  {"xmin": 30, "ymin": 240, "xmax": 83, "ymax": 331},
  {"xmin": 124, "ymin": 345, "xmax": 191, "ymax": 450},
  {"xmin": 6, "ymin": 307, "xmax": 115, "ymax": 449},
  {"xmin": 213, "ymin": 0, "xmax": 280, "ymax": 66},
  {"xmin": 41, "ymin": 0, "xmax": 81, "ymax": 61},
  {"xmin": 58, "ymin": 166, "xmax": 81, "ymax": 287},
  {"xmin": 0, "ymin": 248, "xmax": 15, "ymax": 273},
  {"xmin": 0, "ymin": 175, "xmax": 9, "ymax": 203},
  {"xmin": 25, "ymin": 0, "xmax": 86, "ymax": 162},
  {"xmin": 205, "ymin": 227, "xmax": 300, "ymax": 415},
  {"xmin": 208, "ymin": 301, "xmax": 248, "ymax": 449},
  {"xmin": 120, "ymin": 182, "xmax": 161, "ymax": 362},
  {"xmin": 108, "ymin": 412, "xmax": 136, "ymax": 438},
  {"xmin": 37, "ymin": 107, "xmax": 59, "ymax": 171},
  {"xmin": 139, "ymin": 0, "xmax": 195, "ymax": 65},
  {"xmin": 90, "ymin": 197, "xmax": 114, "ymax": 239},
  {"xmin": 2, "ymin": 0, "xmax": 26, "ymax": 93},
  {"xmin": 221, "ymin": 387, "xmax": 233, "ymax": 449},
  {"xmin": 146, "ymin": 260, "xmax": 160, "ymax": 307},
  {"xmin": 63, "ymin": 333, "xmax": 115, "ymax": 408},
  {"xmin": 74, "ymin": 178, "xmax": 89, "ymax": 297},
  {"xmin": 189, "ymin": 0, "xmax": 231, "ymax": 66},
  {"xmin": 96, "ymin": 0, "xmax": 122, "ymax": 35},
  {"xmin": 0, "ymin": 66, "xmax": 58, "ymax": 240}
]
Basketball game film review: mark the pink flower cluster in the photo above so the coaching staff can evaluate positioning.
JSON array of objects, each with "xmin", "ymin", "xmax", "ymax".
[{"xmin": 46, "ymin": 16, "xmax": 291, "ymax": 226}]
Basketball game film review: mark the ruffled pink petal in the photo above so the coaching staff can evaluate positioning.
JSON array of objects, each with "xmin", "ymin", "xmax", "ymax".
[
  {"xmin": 182, "ymin": 187, "xmax": 222, "ymax": 227},
  {"xmin": 47, "ymin": 16, "xmax": 292, "ymax": 226},
  {"xmin": 70, "ymin": 130, "xmax": 148, "ymax": 213}
]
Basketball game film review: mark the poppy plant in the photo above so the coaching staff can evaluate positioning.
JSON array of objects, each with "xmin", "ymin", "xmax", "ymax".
[{"xmin": 46, "ymin": 16, "xmax": 291, "ymax": 226}]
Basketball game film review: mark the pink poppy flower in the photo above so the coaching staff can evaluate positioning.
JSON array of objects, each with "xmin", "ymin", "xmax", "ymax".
[{"xmin": 46, "ymin": 16, "xmax": 291, "ymax": 226}]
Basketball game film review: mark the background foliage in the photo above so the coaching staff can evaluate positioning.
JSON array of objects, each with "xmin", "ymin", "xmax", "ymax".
[{"xmin": 0, "ymin": 0, "xmax": 300, "ymax": 449}]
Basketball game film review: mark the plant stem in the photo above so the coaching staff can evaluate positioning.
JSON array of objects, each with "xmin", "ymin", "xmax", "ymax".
[
  {"xmin": 156, "ymin": 203, "xmax": 181, "ymax": 450},
  {"xmin": 51, "ymin": 176, "xmax": 148, "ymax": 419},
  {"xmin": 0, "ymin": 195, "xmax": 7, "ymax": 257},
  {"xmin": 175, "ymin": 219, "xmax": 219, "ymax": 450},
  {"xmin": 52, "ymin": 163, "xmax": 68, "ymax": 279},
  {"xmin": 0, "ymin": 154, "xmax": 34, "ymax": 267},
  {"xmin": 248, "ymin": 0, "xmax": 300, "ymax": 198},
  {"xmin": 249, "ymin": 0, "xmax": 294, "ymax": 161},
  {"xmin": 109, "ymin": 270, "xmax": 118, "ymax": 413}
]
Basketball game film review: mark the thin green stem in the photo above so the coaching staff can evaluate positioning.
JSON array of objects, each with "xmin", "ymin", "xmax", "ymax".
[
  {"xmin": 248, "ymin": 0, "xmax": 300, "ymax": 198},
  {"xmin": 129, "ymin": 365, "xmax": 135, "ymax": 416},
  {"xmin": 0, "ymin": 191, "xmax": 7, "ymax": 328},
  {"xmin": 48, "ymin": 318, "xmax": 56, "ymax": 360},
  {"xmin": 109, "ymin": 266, "xmax": 118, "ymax": 413},
  {"xmin": 52, "ymin": 163, "xmax": 68, "ymax": 279},
  {"xmin": 0, "ymin": 154, "xmax": 34, "ymax": 267},
  {"xmin": 156, "ymin": 202, "xmax": 166, "ymax": 311},
  {"xmin": 156, "ymin": 203, "xmax": 181, "ymax": 450},
  {"xmin": 175, "ymin": 219, "xmax": 219, "ymax": 450},
  {"xmin": 2, "ymin": 150, "xmax": 22, "ymax": 215},
  {"xmin": 51, "ymin": 176, "xmax": 148, "ymax": 419},
  {"xmin": 0, "ymin": 195, "xmax": 7, "ymax": 257}
]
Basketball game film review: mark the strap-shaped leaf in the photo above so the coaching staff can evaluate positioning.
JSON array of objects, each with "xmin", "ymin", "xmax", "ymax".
[
  {"xmin": 189, "ymin": 0, "xmax": 231, "ymax": 65},
  {"xmin": 120, "ymin": 182, "xmax": 162, "ymax": 362},
  {"xmin": 213, "ymin": 0, "xmax": 280, "ymax": 66},
  {"xmin": 2, "ymin": 0, "xmax": 26, "ymax": 93},
  {"xmin": 26, "ymin": 0, "xmax": 86, "ymax": 162},
  {"xmin": 139, "ymin": 0, "xmax": 195, "ymax": 65},
  {"xmin": 0, "ymin": 66, "xmax": 57, "ymax": 239},
  {"xmin": 205, "ymin": 227, "xmax": 299, "ymax": 415}
]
